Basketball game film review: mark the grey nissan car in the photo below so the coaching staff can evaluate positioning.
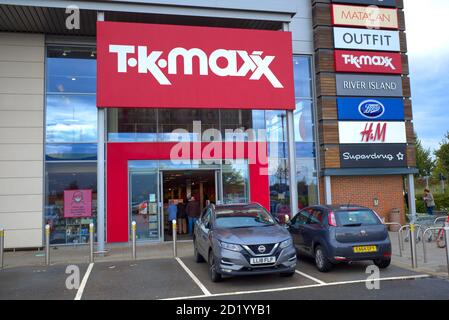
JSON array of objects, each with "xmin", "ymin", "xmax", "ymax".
[
  {"xmin": 193, "ymin": 203, "xmax": 297, "ymax": 282},
  {"xmin": 288, "ymin": 205, "xmax": 392, "ymax": 272}
]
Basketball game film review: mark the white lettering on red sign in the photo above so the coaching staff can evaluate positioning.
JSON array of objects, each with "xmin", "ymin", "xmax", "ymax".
[
  {"xmin": 341, "ymin": 54, "xmax": 396, "ymax": 71},
  {"xmin": 108, "ymin": 45, "xmax": 284, "ymax": 88}
]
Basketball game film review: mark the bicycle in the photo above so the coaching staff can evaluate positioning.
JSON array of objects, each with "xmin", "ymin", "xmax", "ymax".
[{"xmin": 436, "ymin": 217, "xmax": 449, "ymax": 249}]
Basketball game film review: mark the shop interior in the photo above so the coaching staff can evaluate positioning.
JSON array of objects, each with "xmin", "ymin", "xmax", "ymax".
[{"xmin": 163, "ymin": 170, "xmax": 216, "ymax": 241}]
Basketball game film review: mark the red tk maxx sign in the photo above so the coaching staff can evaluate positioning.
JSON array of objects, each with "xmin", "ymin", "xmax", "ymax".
[
  {"xmin": 334, "ymin": 50, "xmax": 403, "ymax": 75},
  {"xmin": 97, "ymin": 21, "xmax": 295, "ymax": 110}
]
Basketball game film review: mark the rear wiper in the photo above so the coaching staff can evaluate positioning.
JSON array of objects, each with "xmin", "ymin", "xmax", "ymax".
[{"xmin": 342, "ymin": 223, "xmax": 363, "ymax": 227}]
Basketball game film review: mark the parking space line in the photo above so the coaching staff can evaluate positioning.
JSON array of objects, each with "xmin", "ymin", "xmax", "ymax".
[
  {"xmin": 295, "ymin": 270, "xmax": 327, "ymax": 285},
  {"xmin": 163, "ymin": 274, "xmax": 430, "ymax": 300},
  {"xmin": 175, "ymin": 257, "xmax": 211, "ymax": 296},
  {"xmin": 74, "ymin": 263, "xmax": 94, "ymax": 301}
]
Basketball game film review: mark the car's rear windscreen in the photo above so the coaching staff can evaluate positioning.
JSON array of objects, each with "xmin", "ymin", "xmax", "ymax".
[{"xmin": 335, "ymin": 210, "xmax": 381, "ymax": 227}]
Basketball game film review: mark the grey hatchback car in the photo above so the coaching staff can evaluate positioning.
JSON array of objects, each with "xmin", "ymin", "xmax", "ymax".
[
  {"xmin": 193, "ymin": 203, "xmax": 297, "ymax": 282},
  {"xmin": 288, "ymin": 205, "xmax": 392, "ymax": 272}
]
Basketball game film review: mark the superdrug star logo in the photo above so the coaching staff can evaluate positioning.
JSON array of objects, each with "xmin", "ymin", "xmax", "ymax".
[{"xmin": 108, "ymin": 45, "xmax": 284, "ymax": 88}]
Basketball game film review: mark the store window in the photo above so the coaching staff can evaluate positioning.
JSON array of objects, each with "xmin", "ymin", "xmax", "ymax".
[
  {"xmin": 222, "ymin": 160, "xmax": 249, "ymax": 204},
  {"xmin": 293, "ymin": 56, "xmax": 318, "ymax": 210},
  {"xmin": 44, "ymin": 46, "xmax": 98, "ymax": 245},
  {"xmin": 268, "ymin": 56, "xmax": 318, "ymax": 217},
  {"xmin": 108, "ymin": 109, "xmax": 266, "ymax": 142},
  {"xmin": 45, "ymin": 162, "xmax": 97, "ymax": 245}
]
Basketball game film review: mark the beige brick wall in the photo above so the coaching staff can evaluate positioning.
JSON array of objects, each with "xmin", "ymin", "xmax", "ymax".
[{"xmin": 0, "ymin": 32, "xmax": 45, "ymax": 248}]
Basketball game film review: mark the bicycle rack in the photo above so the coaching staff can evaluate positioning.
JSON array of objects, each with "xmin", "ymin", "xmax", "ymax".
[
  {"xmin": 422, "ymin": 226, "xmax": 449, "ymax": 277},
  {"xmin": 384, "ymin": 223, "xmax": 403, "ymax": 257},
  {"xmin": 399, "ymin": 224, "xmax": 423, "ymax": 246},
  {"xmin": 398, "ymin": 224, "xmax": 423, "ymax": 268}
]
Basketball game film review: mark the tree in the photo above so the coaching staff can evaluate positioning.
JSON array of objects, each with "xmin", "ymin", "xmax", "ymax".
[
  {"xmin": 435, "ymin": 131, "xmax": 449, "ymax": 177},
  {"xmin": 415, "ymin": 133, "xmax": 434, "ymax": 177}
]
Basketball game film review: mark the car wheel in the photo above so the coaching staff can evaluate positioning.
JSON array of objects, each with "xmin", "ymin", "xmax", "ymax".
[
  {"xmin": 314, "ymin": 246, "xmax": 333, "ymax": 273},
  {"xmin": 209, "ymin": 250, "xmax": 222, "ymax": 282},
  {"xmin": 373, "ymin": 258, "xmax": 391, "ymax": 269},
  {"xmin": 193, "ymin": 241, "xmax": 205, "ymax": 263}
]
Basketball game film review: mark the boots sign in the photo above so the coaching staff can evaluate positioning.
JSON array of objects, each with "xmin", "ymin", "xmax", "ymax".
[
  {"xmin": 335, "ymin": 50, "xmax": 402, "ymax": 74},
  {"xmin": 97, "ymin": 21, "xmax": 295, "ymax": 110}
]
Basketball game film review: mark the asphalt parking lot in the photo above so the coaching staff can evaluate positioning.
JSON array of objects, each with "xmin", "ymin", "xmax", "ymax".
[{"xmin": 2, "ymin": 253, "xmax": 448, "ymax": 300}]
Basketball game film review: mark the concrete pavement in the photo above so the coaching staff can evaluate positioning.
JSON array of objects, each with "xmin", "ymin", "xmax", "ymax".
[{"xmin": 389, "ymin": 231, "xmax": 449, "ymax": 278}]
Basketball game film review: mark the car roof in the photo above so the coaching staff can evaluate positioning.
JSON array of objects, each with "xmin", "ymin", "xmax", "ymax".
[
  {"xmin": 306, "ymin": 205, "xmax": 372, "ymax": 212},
  {"xmin": 214, "ymin": 203, "xmax": 264, "ymax": 211}
]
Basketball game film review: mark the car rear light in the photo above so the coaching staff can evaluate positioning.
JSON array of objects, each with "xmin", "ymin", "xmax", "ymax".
[
  {"xmin": 334, "ymin": 257, "xmax": 347, "ymax": 261},
  {"xmin": 328, "ymin": 211, "xmax": 337, "ymax": 227},
  {"xmin": 383, "ymin": 252, "xmax": 392, "ymax": 258}
]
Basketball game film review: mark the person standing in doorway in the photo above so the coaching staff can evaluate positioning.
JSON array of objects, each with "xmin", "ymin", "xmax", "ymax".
[
  {"xmin": 177, "ymin": 200, "xmax": 187, "ymax": 235},
  {"xmin": 423, "ymin": 188, "xmax": 436, "ymax": 215},
  {"xmin": 186, "ymin": 196, "xmax": 200, "ymax": 235},
  {"xmin": 167, "ymin": 200, "xmax": 178, "ymax": 234}
]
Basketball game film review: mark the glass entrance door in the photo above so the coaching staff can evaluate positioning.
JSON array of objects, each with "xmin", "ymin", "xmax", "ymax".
[{"xmin": 129, "ymin": 162, "xmax": 162, "ymax": 242}]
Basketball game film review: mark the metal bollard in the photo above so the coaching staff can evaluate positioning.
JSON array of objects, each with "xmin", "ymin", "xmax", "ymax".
[
  {"xmin": 0, "ymin": 228, "xmax": 4, "ymax": 269},
  {"xmin": 89, "ymin": 223, "xmax": 94, "ymax": 263},
  {"xmin": 172, "ymin": 220, "xmax": 177, "ymax": 257},
  {"xmin": 410, "ymin": 224, "xmax": 418, "ymax": 269},
  {"xmin": 45, "ymin": 224, "xmax": 50, "ymax": 266},
  {"xmin": 132, "ymin": 221, "xmax": 136, "ymax": 260}
]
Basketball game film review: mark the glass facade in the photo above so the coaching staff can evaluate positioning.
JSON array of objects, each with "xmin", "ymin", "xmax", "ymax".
[
  {"xmin": 44, "ymin": 46, "xmax": 98, "ymax": 245},
  {"xmin": 269, "ymin": 56, "xmax": 318, "ymax": 216},
  {"xmin": 43, "ymin": 47, "xmax": 317, "ymax": 243}
]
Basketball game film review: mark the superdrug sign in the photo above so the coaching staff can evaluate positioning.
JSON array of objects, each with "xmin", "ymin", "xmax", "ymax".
[{"xmin": 340, "ymin": 144, "xmax": 407, "ymax": 168}]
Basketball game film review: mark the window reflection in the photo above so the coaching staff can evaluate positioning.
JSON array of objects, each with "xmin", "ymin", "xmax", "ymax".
[
  {"xmin": 222, "ymin": 160, "xmax": 249, "ymax": 204},
  {"xmin": 46, "ymin": 144, "xmax": 97, "ymax": 161},
  {"xmin": 46, "ymin": 47, "xmax": 96, "ymax": 94},
  {"xmin": 293, "ymin": 56, "xmax": 312, "ymax": 98},
  {"xmin": 46, "ymin": 95, "xmax": 97, "ymax": 143}
]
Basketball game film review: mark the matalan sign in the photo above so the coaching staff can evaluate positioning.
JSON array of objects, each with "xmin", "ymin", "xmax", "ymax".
[
  {"xmin": 332, "ymin": 4, "xmax": 399, "ymax": 29},
  {"xmin": 339, "ymin": 121, "xmax": 406, "ymax": 144},
  {"xmin": 334, "ymin": 27, "xmax": 400, "ymax": 52},
  {"xmin": 97, "ymin": 21, "xmax": 295, "ymax": 110},
  {"xmin": 334, "ymin": 50, "xmax": 402, "ymax": 74},
  {"xmin": 340, "ymin": 144, "xmax": 407, "ymax": 168},
  {"xmin": 331, "ymin": 0, "xmax": 397, "ymax": 8}
]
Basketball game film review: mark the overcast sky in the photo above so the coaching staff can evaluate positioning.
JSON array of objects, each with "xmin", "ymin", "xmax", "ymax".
[{"xmin": 405, "ymin": 0, "xmax": 449, "ymax": 152}]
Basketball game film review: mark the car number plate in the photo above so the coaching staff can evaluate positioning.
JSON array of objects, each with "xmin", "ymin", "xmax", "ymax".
[
  {"xmin": 353, "ymin": 246, "xmax": 378, "ymax": 253},
  {"xmin": 250, "ymin": 256, "xmax": 276, "ymax": 265}
]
